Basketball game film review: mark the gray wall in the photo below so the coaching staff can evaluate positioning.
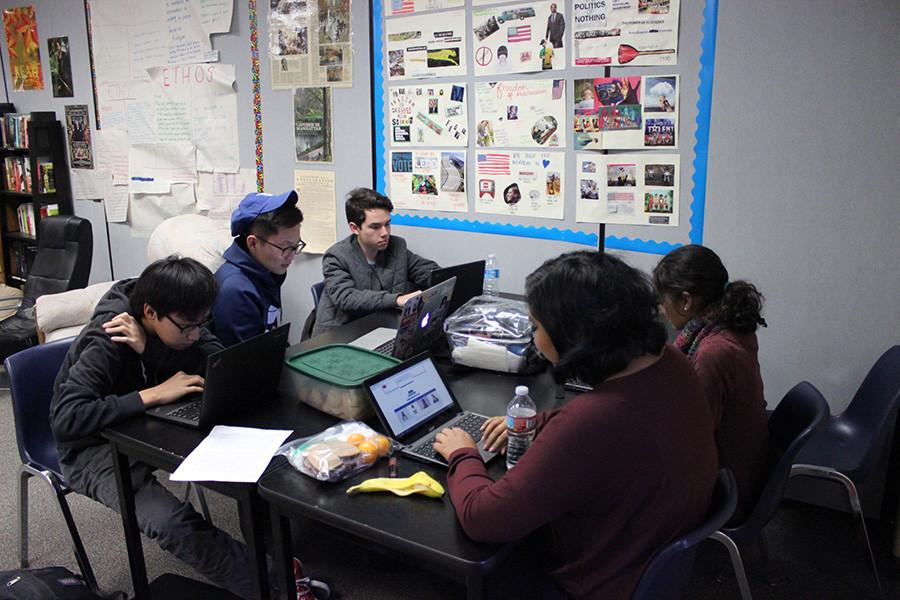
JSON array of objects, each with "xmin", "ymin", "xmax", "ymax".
[{"xmin": 3, "ymin": 0, "xmax": 898, "ymax": 413}]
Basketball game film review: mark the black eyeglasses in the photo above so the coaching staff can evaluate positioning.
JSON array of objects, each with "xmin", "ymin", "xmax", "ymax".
[
  {"xmin": 258, "ymin": 237, "xmax": 307, "ymax": 257},
  {"xmin": 164, "ymin": 315, "xmax": 212, "ymax": 335}
]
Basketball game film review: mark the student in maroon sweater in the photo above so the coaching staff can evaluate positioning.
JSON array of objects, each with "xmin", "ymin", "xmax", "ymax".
[
  {"xmin": 653, "ymin": 244, "xmax": 770, "ymax": 523},
  {"xmin": 434, "ymin": 251, "xmax": 718, "ymax": 600}
]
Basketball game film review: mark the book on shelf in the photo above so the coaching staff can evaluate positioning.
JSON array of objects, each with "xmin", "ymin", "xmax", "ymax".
[
  {"xmin": 16, "ymin": 203, "xmax": 35, "ymax": 237},
  {"xmin": 37, "ymin": 159, "xmax": 55, "ymax": 193},
  {"xmin": 1, "ymin": 113, "xmax": 30, "ymax": 149},
  {"xmin": 8, "ymin": 239, "xmax": 36, "ymax": 279},
  {"xmin": 3, "ymin": 155, "xmax": 32, "ymax": 192},
  {"xmin": 39, "ymin": 203, "xmax": 59, "ymax": 218}
]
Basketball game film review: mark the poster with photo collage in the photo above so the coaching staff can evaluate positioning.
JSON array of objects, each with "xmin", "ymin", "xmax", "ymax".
[
  {"xmin": 389, "ymin": 149, "xmax": 468, "ymax": 212},
  {"xmin": 573, "ymin": 74, "xmax": 678, "ymax": 150},
  {"xmin": 576, "ymin": 152, "xmax": 680, "ymax": 226},
  {"xmin": 388, "ymin": 83, "xmax": 468, "ymax": 146},
  {"xmin": 475, "ymin": 151, "xmax": 564, "ymax": 219},
  {"xmin": 472, "ymin": 1, "xmax": 567, "ymax": 76},
  {"xmin": 385, "ymin": 11, "xmax": 467, "ymax": 80}
]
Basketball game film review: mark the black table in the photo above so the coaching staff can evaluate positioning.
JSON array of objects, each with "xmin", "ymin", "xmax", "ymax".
[
  {"xmin": 103, "ymin": 382, "xmax": 308, "ymax": 600},
  {"xmin": 260, "ymin": 312, "xmax": 568, "ymax": 600}
]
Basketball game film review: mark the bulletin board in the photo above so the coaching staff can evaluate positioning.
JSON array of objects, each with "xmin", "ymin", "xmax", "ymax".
[{"xmin": 370, "ymin": 0, "xmax": 720, "ymax": 254}]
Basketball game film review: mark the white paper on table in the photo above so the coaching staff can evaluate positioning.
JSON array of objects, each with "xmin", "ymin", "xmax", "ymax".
[
  {"xmin": 70, "ymin": 169, "xmax": 112, "ymax": 201},
  {"xmin": 94, "ymin": 129, "xmax": 130, "ymax": 185},
  {"xmin": 170, "ymin": 426, "xmax": 292, "ymax": 483},
  {"xmin": 129, "ymin": 182, "xmax": 198, "ymax": 236}
]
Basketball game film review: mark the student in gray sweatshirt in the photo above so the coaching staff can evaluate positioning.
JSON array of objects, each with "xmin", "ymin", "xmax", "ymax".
[{"xmin": 313, "ymin": 187, "xmax": 438, "ymax": 336}]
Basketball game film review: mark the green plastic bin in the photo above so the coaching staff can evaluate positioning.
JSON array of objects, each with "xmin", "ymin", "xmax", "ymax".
[{"xmin": 283, "ymin": 344, "xmax": 399, "ymax": 419}]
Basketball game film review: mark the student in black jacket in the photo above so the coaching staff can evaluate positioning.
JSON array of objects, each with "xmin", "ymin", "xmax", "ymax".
[{"xmin": 49, "ymin": 257, "xmax": 254, "ymax": 599}]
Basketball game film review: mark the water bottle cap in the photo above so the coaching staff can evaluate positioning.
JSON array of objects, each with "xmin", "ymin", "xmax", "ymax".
[
  {"xmin": 488, "ymin": 253, "xmax": 496, "ymax": 259},
  {"xmin": 515, "ymin": 385, "xmax": 529, "ymax": 396}
]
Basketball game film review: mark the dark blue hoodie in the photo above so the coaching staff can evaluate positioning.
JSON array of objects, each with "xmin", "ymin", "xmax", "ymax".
[{"xmin": 213, "ymin": 241, "xmax": 286, "ymax": 347}]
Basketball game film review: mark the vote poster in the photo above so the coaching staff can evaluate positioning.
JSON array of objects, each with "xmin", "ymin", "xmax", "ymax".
[
  {"xmin": 389, "ymin": 149, "xmax": 468, "ymax": 212},
  {"xmin": 573, "ymin": 0, "xmax": 680, "ymax": 67},
  {"xmin": 475, "ymin": 79, "xmax": 566, "ymax": 148},
  {"xmin": 472, "ymin": 1, "xmax": 566, "ymax": 76},
  {"xmin": 573, "ymin": 74, "xmax": 678, "ymax": 150},
  {"xmin": 475, "ymin": 151, "xmax": 564, "ymax": 219},
  {"xmin": 385, "ymin": 11, "xmax": 467, "ymax": 80},
  {"xmin": 388, "ymin": 83, "xmax": 468, "ymax": 146},
  {"xmin": 576, "ymin": 152, "xmax": 680, "ymax": 226}
]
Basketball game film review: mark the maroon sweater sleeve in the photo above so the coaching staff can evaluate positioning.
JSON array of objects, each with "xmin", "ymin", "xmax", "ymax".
[{"xmin": 446, "ymin": 406, "xmax": 606, "ymax": 543}]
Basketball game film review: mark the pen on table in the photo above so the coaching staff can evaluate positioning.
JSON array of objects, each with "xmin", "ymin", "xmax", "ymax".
[{"xmin": 388, "ymin": 456, "xmax": 397, "ymax": 478}]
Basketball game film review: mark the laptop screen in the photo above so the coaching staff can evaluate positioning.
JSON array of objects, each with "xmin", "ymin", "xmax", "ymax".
[{"xmin": 367, "ymin": 357, "xmax": 456, "ymax": 438}]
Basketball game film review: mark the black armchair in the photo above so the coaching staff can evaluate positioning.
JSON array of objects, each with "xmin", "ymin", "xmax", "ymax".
[{"xmin": 0, "ymin": 215, "xmax": 92, "ymax": 360}]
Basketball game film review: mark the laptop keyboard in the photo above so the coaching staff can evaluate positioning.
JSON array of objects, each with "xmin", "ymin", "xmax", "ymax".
[
  {"xmin": 373, "ymin": 339, "xmax": 395, "ymax": 356},
  {"xmin": 410, "ymin": 413, "xmax": 487, "ymax": 460},
  {"xmin": 167, "ymin": 400, "xmax": 202, "ymax": 422}
]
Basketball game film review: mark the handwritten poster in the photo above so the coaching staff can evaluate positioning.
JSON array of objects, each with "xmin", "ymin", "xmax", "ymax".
[
  {"xmin": 389, "ymin": 149, "xmax": 467, "ymax": 213},
  {"xmin": 382, "ymin": 0, "xmax": 464, "ymax": 16},
  {"xmin": 475, "ymin": 79, "xmax": 566, "ymax": 148},
  {"xmin": 385, "ymin": 11, "xmax": 467, "ymax": 80},
  {"xmin": 573, "ymin": 74, "xmax": 678, "ymax": 150},
  {"xmin": 197, "ymin": 168, "xmax": 257, "ymax": 218},
  {"xmin": 294, "ymin": 169, "xmax": 338, "ymax": 254},
  {"xmin": 144, "ymin": 64, "xmax": 240, "ymax": 172},
  {"xmin": 128, "ymin": 141, "xmax": 196, "ymax": 194},
  {"xmin": 472, "ymin": 1, "xmax": 566, "ymax": 76},
  {"xmin": 388, "ymin": 83, "xmax": 468, "ymax": 146},
  {"xmin": 576, "ymin": 153, "xmax": 680, "ymax": 226},
  {"xmin": 475, "ymin": 151, "xmax": 564, "ymax": 219},
  {"xmin": 573, "ymin": 0, "xmax": 679, "ymax": 67},
  {"xmin": 2, "ymin": 6, "xmax": 43, "ymax": 91},
  {"xmin": 88, "ymin": 0, "xmax": 230, "ymax": 129},
  {"xmin": 270, "ymin": 0, "xmax": 353, "ymax": 88}
]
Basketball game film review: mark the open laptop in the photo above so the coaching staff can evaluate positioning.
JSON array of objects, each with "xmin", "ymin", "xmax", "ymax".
[
  {"xmin": 349, "ymin": 276, "xmax": 456, "ymax": 360},
  {"xmin": 428, "ymin": 260, "xmax": 486, "ymax": 314},
  {"xmin": 146, "ymin": 324, "xmax": 290, "ymax": 429},
  {"xmin": 363, "ymin": 353, "xmax": 498, "ymax": 467}
]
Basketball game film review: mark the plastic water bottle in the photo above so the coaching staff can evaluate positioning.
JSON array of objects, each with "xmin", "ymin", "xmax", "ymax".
[
  {"xmin": 506, "ymin": 385, "xmax": 536, "ymax": 469},
  {"xmin": 483, "ymin": 254, "xmax": 500, "ymax": 296}
]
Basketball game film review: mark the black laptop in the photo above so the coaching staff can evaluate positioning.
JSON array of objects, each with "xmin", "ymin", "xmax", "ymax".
[
  {"xmin": 363, "ymin": 353, "xmax": 498, "ymax": 467},
  {"xmin": 146, "ymin": 324, "xmax": 290, "ymax": 429},
  {"xmin": 428, "ymin": 260, "xmax": 486, "ymax": 314}
]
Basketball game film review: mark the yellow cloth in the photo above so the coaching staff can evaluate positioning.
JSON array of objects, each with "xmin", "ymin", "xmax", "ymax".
[{"xmin": 346, "ymin": 471, "xmax": 445, "ymax": 498}]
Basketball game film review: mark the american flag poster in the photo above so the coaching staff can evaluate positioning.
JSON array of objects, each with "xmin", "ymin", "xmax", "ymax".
[
  {"xmin": 475, "ymin": 151, "xmax": 565, "ymax": 219},
  {"xmin": 474, "ymin": 79, "xmax": 566, "ymax": 148},
  {"xmin": 472, "ymin": 1, "xmax": 566, "ymax": 76},
  {"xmin": 383, "ymin": 0, "xmax": 465, "ymax": 17}
]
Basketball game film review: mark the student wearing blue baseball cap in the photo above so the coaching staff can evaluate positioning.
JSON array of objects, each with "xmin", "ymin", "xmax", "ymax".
[{"xmin": 213, "ymin": 190, "xmax": 305, "ymax": 346}]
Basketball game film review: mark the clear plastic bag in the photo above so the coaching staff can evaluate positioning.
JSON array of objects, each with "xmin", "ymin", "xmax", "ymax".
[
  {"xmin": 443, "ymin": 295, "xmax": 543, "ymax": 373},
  {"xmin": 279, "ymin": 421, "xmax": 396, "ymax": 482}
]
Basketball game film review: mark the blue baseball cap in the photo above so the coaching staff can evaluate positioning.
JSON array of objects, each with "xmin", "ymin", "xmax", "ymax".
[{"xmin": 231, "ymin": 190, "xmax": 298, "ymax": 237}]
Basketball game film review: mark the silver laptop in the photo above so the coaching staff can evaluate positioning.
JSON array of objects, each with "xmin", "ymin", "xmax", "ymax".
[
  {"xmin": 146, "ymin": 324, "xmax": 289, "ymax": 429},
  {"xmin": 363, "ymin": 353, "xmax": 498, "ymax": 467},
  {"xmin": 350, "ymin": 276, "xmax": 456, "ymax": 360}
]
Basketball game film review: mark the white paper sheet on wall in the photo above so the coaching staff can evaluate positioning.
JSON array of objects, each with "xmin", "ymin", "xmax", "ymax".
[
  {"xmin": 94, "ymin": 129, "xmax": 130, "ymax": 185},
  {"xmin": 128, "ymin": 142, "xmax": 197, "ymax": 194},
  {"xmin": 105, "ymin": 184, "xmax": 130, "ymax": 223},
  {"xmin": 196, "ymin": 168, "xmax": 257, "ymax": 214},
  {"xmin": 70, "ymin": 168, "xmax": 111, "ymax": 201},
  {"xmin": 130, "ymin": 182, "xmax": 198, "ymax": 236},
  {"xmin": 474, "ymin": 78, "xmax": 566, "ymax": 149},
  {"xmin": 294, "ymin": 170, "xmax": 337, "ymax": 255}
]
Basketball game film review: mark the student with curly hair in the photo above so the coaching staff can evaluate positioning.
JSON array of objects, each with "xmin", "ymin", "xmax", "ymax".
[
  {"xmin": 434, "ymin": 251, "xmax": 717, "ymax": 599},
  {"xmin": 653, "ymin": 244, "xmax": 770, "ymax": 523}
]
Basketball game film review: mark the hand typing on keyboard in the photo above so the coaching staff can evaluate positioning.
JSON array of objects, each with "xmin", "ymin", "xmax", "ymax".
[
  {"xmin": 433, "ymin": 427, "xmax": 477, "ymax": 461},
  {"xmin": 139, "ymin": 371, "xmax": 205, "ymax": 407},
  {"xmin": 480, "ymin": 416, "xmax": 508, "ymax": 454}
]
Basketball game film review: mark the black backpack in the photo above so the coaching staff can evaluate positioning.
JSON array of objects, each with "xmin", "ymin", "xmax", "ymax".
[{"xmin": 0, "ymin": 567, "xmax": 103, "ymax": 600}]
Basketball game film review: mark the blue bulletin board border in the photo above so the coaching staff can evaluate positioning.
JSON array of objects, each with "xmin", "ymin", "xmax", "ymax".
[{"xmin": 370, "ymin": 0, "xmax": 719, "ymax": 255}]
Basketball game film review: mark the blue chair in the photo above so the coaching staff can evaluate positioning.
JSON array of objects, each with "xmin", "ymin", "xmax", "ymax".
[
  {"xmin": 7, "ymin": 338, "xmax": 99, "ymax": 592},
  {"xmin": 631, "ymin": 469, "xmax": 738, "ymax": 600},
  {"xmin": 710, "ymin": 381, "xmax": 829, "ymax": 600},
  {"xmin": 790, "ymin": 345, "xmax": 900, "ymax": 596},
  {"xmin": 311, "ymin": 281, "xmax": 325, "ymax": 309}
]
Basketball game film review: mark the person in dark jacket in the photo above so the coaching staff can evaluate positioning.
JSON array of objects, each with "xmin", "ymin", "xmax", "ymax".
[
  {"xmin": 213, "ymin": 190, "xmax": 305, "ymax": 346},
  {"xmin": 312, "ymin": 187, "xmax": 438, "ymax": 336},
  {"xmin": 49, "ymin": 257, "xmax": 254, "ymax": 598},
  {"xmin": 434, "ymin": 251, "xmax": 717, "ymax": 600},
  {"xmin": 653, "ymin": 244, "xmax": 770, "ymax": 523}
]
